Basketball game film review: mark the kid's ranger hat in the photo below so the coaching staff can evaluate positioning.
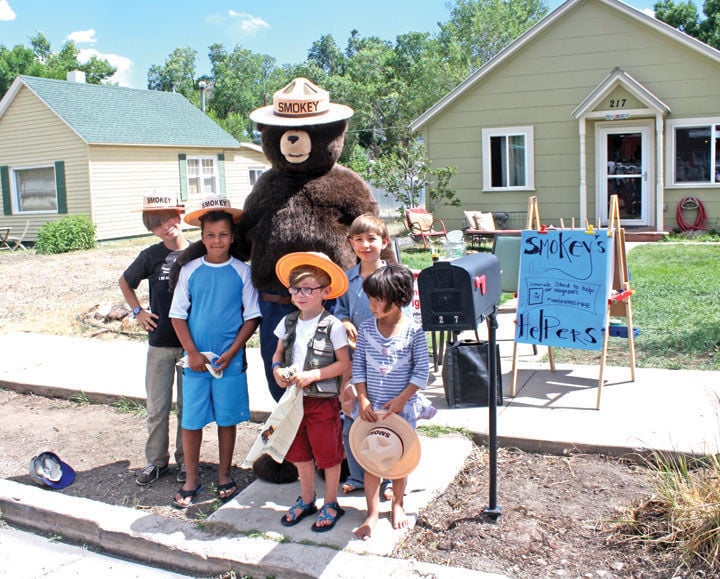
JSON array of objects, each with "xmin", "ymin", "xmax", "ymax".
[
  {"xmin": 349, "ymin": 411, "xmax": 421, "ymax": 479},
  {"xmin": 275, "ymin": 251, "xmax": 349, "ymax": 300},
  {"xmin": 184, "ymin": 194, "xmax": 244, "ymax": 227},
  {"xmin": 133, "ymin": 193, "xmax": 184, "ymax": 213},
  {"xmin": 28, "ymin": 451, "xmax": 76, "ymax": 489},
  {"xmin": 249, "ymin": 77, "xmax": 353, "ymax": 127}
]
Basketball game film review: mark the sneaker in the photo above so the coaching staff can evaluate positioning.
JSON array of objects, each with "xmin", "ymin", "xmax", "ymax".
[
  {"xmin": 176, "ymin": 464, "xmax": 186, "ymax": 483},
  {"xmin": 135, "ymin": 464, "xmax": 169, "ymax": 486}
]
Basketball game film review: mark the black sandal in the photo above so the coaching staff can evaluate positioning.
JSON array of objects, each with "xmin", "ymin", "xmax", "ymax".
[
  {"xmin": 217, "ymin": 478, "xmax": 239, "ymax": 503},
  {"xmin": 171, "ymin": 484, "xmax": 203, "ymax": 510}
]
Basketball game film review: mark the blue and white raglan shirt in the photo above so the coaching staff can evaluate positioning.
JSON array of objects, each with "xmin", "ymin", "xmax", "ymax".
[
  {"xmin": 170, "ymin": 256, "xmax": 261, "ymax": 375},
  {"xmin": 351, "ymin": 315, "xmax": 429, "ymax": 421}
]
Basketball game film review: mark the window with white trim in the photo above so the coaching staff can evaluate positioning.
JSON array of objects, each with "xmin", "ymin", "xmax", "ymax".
[
  {"xmin": 186, "ymin": 157, "xmax": 218, "ymax": 196},
  {"xmin": 667, "ymin": 118, "xmax": 720, "ymax": 186},
  {"xmin": 249, "ymin": 167, "xmax": 266, "ymax": 186},
  {"xmin": 12, "ymin": 165, "xmax": 58, "ymax": 212},
  {"xmin": 482, "ymin": 126, "xmax": 534, "ymax": 191}
]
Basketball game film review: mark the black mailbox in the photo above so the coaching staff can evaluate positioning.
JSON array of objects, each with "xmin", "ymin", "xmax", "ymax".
[{"xmin": 417, "ymin": 253, "xmax": 502, "ymax": 332}]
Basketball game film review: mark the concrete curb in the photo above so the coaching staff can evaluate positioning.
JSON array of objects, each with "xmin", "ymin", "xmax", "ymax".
[{"xmin": 0, "ymin": 480, "xmax": 504, "ymax": 578}]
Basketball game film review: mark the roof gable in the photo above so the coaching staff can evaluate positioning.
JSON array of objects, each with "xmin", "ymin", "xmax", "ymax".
[
  {"xmin": 572, "ymin": 67, "xmax": 670, "ymax": 118},
  {"xmin": 0, "ymin": 75, "xmax": 240, "ymax": 148},
  {"xmin": 410, "ymin": 0, "xmax": 720, "ymax": 131}
]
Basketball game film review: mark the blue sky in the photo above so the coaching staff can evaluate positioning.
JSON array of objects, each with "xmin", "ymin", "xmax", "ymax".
[{"xmin": 0, "ymin": 0, "xmax": 685, "ymax": 89}]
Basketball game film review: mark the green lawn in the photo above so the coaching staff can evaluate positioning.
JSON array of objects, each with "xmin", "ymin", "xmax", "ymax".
[
  {"xmin": 402, "ymin": 241, "xmax": 720, "ymax": 371},
  {"xmin": 552, "ymin": 243, "xmax": 720, "ymax": 370}
]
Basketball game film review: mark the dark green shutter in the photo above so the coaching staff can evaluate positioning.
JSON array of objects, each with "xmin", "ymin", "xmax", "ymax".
[
  {"xmin": 0, "ymin": 166, "xmax": 10, "ymax": 215},
  {"xmin": 54, "ymin": 161, "xmax": 67, "ymax": 214},
  {"xmin": 178, "ymin": 154, "xmax": 187, "ymax": 201},
  {"xmin": 218, "ymin": 153, "xmax": 226, "ymax": 196}
]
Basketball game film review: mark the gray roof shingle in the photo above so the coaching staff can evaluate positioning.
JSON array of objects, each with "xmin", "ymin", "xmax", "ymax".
[{"xmin": 19, "ymin": 75, "xmax": 240, "ymax": 148}]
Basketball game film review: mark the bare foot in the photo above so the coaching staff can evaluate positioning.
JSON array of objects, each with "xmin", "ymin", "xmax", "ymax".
[
  {"xmin": 392, "ymin": 500, "xmax": 408, "ymax": 529},
  {"xmin": 353, "ymin": 515, "xmax": 378, "ymax": 540}
]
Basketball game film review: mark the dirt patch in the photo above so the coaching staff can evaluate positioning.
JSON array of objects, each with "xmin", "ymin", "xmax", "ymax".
[{"xmin": 0, "ymin": 241, "xmax": 697, "ymax": 577}]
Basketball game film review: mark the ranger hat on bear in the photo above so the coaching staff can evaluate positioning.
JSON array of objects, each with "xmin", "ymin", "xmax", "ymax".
[{"xmin": 250, "ymin": 77, "xmax": 353, "ymax": 127}]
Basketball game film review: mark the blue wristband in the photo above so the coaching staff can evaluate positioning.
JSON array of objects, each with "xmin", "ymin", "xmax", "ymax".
[{"xmin": 271, "ymin": 362, "xmax": 282, "ymax": 369}]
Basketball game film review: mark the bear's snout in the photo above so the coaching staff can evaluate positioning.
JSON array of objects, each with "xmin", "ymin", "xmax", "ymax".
[{"xmin": 280, "ymin": 130, "xmax": 312, "ymax": 164}]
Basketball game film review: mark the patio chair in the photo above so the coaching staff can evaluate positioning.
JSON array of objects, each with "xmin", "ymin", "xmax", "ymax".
[
  {"xmin": 404, "ymin": 207, "xmax": 447, "ymax": 249},
  {"xmin": 5, "ymin": 220, "xmax": 29, "ymax": 251}
]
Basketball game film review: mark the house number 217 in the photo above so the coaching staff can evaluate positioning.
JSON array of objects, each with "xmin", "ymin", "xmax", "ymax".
[{"xmin": 609, "ymin": 99, "xmax": 627, "ymax": 108}]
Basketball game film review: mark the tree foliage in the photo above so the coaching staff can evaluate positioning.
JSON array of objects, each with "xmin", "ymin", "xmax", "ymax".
[
  {"xmin": 363, "ymin": 138, "xmax": 459, "ymax": 216},
  {"xmin": 0, "ymin": 32, "xmax": 116, "ymax": 95},
  {"xmin": 654, "ymin": 0, "xmax": 720, "ymax": 48},
  {"xmin": 138, "ymin": 0, "xmax": 546, "ymax": 154}
]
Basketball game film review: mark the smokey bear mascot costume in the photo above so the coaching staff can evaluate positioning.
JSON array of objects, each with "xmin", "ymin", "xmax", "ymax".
[
  {"xmin": 172, "ymin": 78, "xmax": 387, "ymax": 406},
  {"xmin": 243, "ymin": 77, "xmax": 389, "ymax": 403}
]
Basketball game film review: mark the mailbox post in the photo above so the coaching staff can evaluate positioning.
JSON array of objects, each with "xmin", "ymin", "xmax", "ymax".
[{"xmin": 417, "ymin": 253, "xmax": 503, "ymax": 520}]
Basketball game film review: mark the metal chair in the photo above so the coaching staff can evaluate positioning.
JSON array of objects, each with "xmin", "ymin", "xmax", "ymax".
[{"xmin": 404, "ymin": 207, "xmax": 447, "ymax": 249}]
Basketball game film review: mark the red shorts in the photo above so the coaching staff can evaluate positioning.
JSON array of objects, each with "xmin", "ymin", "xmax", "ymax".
[{"xmin": 286, "ymin": 397, "xmax": 343, "ymax": 470}]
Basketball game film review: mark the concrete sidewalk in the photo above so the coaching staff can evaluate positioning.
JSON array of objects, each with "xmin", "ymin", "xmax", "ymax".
[{"xmin": 1, "ymin": 317, "xmax": 719, "ymax": 577}]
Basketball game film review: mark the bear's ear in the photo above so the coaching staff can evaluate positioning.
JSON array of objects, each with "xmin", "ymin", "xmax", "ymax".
[{"xmin": 255, "ymin": 123, "xmax": 266, "ymax": 132}]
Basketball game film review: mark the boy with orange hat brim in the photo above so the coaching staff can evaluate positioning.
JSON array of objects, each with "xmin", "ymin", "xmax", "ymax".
[{"xmin": 271, "ymin": 251, "xmax": 351, "ymax": 532}]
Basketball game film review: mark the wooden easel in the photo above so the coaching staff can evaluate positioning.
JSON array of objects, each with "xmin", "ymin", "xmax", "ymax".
[
  {"xmin": 511, "ymin": 196, "xmax": 635, "ymax": 409},
  {"xmin": 596, "ymin": 195, "xmax": 637, "ymax": 408},
  {"xmin": 511, "ymin": 197, "xmax": 555, "ymax": 396}
]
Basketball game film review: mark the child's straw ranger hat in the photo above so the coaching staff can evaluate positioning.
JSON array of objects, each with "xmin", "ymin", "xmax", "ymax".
[
  {"xmin": 349, "ymin": 411, "xmax": 421, "ymax": 479},
  {"xmin": 133, "ymin": 192, "xmax": 184, "ymax": 213},
  {"xmin": 275, "ymin": 251, "xmax": 348, "ymax": 300},
  {"xmin": 184, "ymin": 194, "xmax": 244, "ymax": 227}
]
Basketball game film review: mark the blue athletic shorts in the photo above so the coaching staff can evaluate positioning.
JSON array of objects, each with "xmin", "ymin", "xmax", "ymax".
[{"xmin": 181, "ymin": 367, "xmax": 249, "ymax": 429}]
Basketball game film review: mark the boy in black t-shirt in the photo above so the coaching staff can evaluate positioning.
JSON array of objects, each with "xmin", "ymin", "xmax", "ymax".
[{"xmin": 120, "ymin": 193, "xmax": 190, "ymax": 485}]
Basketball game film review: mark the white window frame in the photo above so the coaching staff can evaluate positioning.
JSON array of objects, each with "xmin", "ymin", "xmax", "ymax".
[
  {"xmin": 482, "ymin": 125, "xmax": 535, "ymax": 191},
  {"xmin": 11, "ymin": 164, "xmax": 59, "ymax": 214},
  {"xmin": 666, "ymin": 117, "xmax": 720, "ymax": 188},
  {"xmin": 186, "ymin": 156, "xmax": 218, "ymax": 196},
  {"xmin": 248, "ymin": 166, "xmax": 267, "ymax": 187}
]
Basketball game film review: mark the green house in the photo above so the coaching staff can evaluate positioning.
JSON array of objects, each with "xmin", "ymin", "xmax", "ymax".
[
  {"xmin": 411, "ymin": 0, "xmax": 720, "ymax": 234},
  {"xmin": 0, "ymin": 73, "xmax": 269, "ymax": 242}
]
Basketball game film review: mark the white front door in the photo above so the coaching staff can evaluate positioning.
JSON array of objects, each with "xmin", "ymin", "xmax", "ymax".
[{"xmin": 597, "ymin": 122, "xmax": 653, "ymax": 226}]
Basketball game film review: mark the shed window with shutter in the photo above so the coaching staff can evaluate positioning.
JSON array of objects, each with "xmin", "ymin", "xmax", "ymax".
[
  {"xmin": 11, "ymin": 165, "xmax": 59, "ymax": 212},
  {"xmin": 186, "ymin": 157, "xmax": 218, "ymax": 196}
]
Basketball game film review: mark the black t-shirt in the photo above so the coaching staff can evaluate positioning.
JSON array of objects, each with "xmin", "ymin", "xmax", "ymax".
[{"xmin": 122, "ymin": 242, "xmax": 183, "ymax": 348}]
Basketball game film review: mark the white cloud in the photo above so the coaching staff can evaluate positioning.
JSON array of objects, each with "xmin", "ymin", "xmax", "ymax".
[
  {"xmin": 78, "ymin": 48, "xmax": 134, "ymax": 87},
  {"xmin": 0, "ymin": 0, "xmax": 16, "ymax": 21},
  {"xmin": 207, "ymin": 10, "xmax": 270, "ymax": 37},
  {"xmin": 642, "ymin": 8, "xmax": 656, "ymax": 18},
  {"xmin": 67, "ymin": 29, "xmax": 97, "ymax": 45}
]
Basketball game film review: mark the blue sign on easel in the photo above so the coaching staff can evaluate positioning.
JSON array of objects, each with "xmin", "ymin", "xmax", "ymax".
[{"xmin": 515, "ymin": 229, "xmax": 614, "ymax": 351}]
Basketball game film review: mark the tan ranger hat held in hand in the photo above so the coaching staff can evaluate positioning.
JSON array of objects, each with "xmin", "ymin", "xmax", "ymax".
[{"xmin": 349, "ymin": 411, "xmax": 421, "ymax": 479}]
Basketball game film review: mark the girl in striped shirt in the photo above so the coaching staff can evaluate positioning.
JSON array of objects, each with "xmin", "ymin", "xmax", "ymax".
[{"xmin": 351, "ymin": 264, "xmax": 429, "ymax": 540}]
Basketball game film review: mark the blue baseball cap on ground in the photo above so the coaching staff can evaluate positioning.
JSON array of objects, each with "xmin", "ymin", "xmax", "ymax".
[{"xmin": 28, "ymin": 451, "xmax": 76, "ymax": 489}]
